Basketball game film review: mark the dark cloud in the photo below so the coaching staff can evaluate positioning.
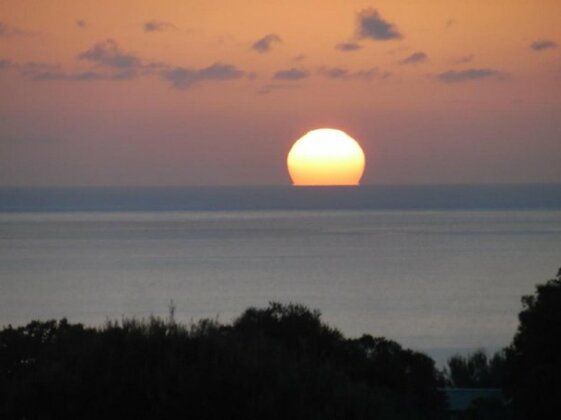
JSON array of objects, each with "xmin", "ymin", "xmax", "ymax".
[
  {"xmin": 161, "ymin": 63, "xmax": 246, "ymax": 89},
  {"xmin": 530, "ymin": 39, "xmax": 557, "ymax": 51},
  {"xmin": 399, "ymin": 51, "xmax": 427, "ymax": 65},
  {"xmin": 335, "ymin": 42, "xmax": 362, "ymax": 52},
  {"xmin": 272, "ymin": 68, "xmax": 309, "ymax": 81},
  {"xmin": 76, "ymin": 19, "xmax": 87, "ymax": 28},
  {"xmin": 319, "ymin": 66, "xmax": 390, "ymax": 80},
  {"xmin": 251, "ymin": 34, "xmax": 282, "ymax": 53},
  {"xmin": 357, "ymin": 9, "xmax": 402, "ymax": 41},
  {"xmin": 437, "ymin": 68, "xmax": 508, "ymax": 83},
  {"xmin": 144, "ymin": 20, "xmax": 175, "ymax": 33},
  {"xmin": 0, "ymin": 21, "xmax": 27, "ymax": 37},
  {"xmin": 78, "ymin": 39, "xmax": 142, "ymax": 69}
]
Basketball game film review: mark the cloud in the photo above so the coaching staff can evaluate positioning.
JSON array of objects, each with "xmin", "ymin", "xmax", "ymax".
[
  {"xmin": 0, "ymin": 21, "xmax": 27, "ymax": 37},
  {"xmin": 399, "ymin": 51, "xmax": 427, "ymax": 65},
  {"xmin": 144, "ymin": 20, "xmax": 175, "ymax": 32},
  {"xmin": 76, "ymin": 39, "xmax": 167, "ymax": 79},
  {"xmin": 293, "ymin": 54, "xmax": 306, "ymax": 61},
  {"xmin": 256, "ymin": 83, "xmax": 300, "ymax": 95},
  {"xmin": 78, "ymin": 39, "xmax": 142, "ymax": 69},
  {"xmin": 0, "ymin": 60, "xmax": 61, "ymax": 78},
  {"xmin": 0, "ymin": 136, "xmax": 66, "ymax": 145},
  {"xmin": 530, "ymin": 39, "xmax": 557, "ymax": 51},
  {"xmin": 0, "ymin": 58, "xmax": 14, "ymax": 70},
  {"xmin": 13, "ymin": 61, "xmax": 118, "ymax": 81},
  {"xmin": 451, "ymin": 54, "xmax": 474, "ymax": 65},
  {"xmin": 437, "ymin": 68, "xmax": 508, "ymax": 83},
  {"xmin": 0, "ymin": 57, "xmax": 139, "ymax": 82},
  {"xmin": 25, "ymin": 70, "xmax": 124, "ymax": 81},
  {"xmin": 319, "ymin": 66, "xmax": 390, "ymax": 81},
  {"xmin": 335, "ymin": 42, "xmax": 362, "ymax": 52},
  {"xmin": 20, "ymin": 62, "xmax": 61, "ymax": 77},
  {"xmin": 272, "ymin": 68, "xmax": 309, "ymax": 81},
  {"xmin": 161, "ymin": 63, "xmax": 246, "ymax": 89},
  {"xmin": 6, "ymin": 40, "xmax": 251, "ymax": 90},
  {"xmin": 357, "ymin": 9, "xmax": 402, "ymax": 41},
  {"xmin": 76, "ymin": 19, "xmax": 87, "ymax": 28},
  {"xmin": 251, "ymin": 34, "xmax": 282, "ymax": 53}
]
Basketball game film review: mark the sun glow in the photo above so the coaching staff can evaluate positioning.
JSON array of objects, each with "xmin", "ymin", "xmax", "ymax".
[{"xmin": 287, "ymin": 128, "xmax": 366, "ymax": 186}]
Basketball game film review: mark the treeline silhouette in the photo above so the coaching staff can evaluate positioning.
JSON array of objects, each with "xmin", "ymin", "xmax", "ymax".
[
  {"xmin": 1, "ymin": 268, "xmax": 560, "ymax": 419},
  {"xmin": 0, "ymin": 302, "xmax": 445, "ymax": 419},
  {"xmin": 442, "ymin": 349, "xmax": 507, "ymax": 388}
]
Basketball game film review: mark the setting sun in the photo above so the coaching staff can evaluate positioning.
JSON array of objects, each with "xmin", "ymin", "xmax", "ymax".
[{"xmin": 287, "ymin": 129, "xmax": 366, "ymax": 186}]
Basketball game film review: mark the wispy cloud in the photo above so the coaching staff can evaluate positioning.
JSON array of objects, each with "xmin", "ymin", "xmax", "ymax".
[
  {"xmin": 25, "ymin": 70, "xmax": 125, "ymax": 81},
  {"xmin": 399, "ymin": 51, "xmax": 427, "ymax": 65},
  {"xmin": 0, "ymin": 136, "xmax": 66, "ymax": 145},
  {"xmin": 450, "ymin": 54, "xmax": 474, "ymax": 65},
  {"xmin": 530, "ymin": 39, "xmax": 557, "ymax": 51},
  {"xmin": 318, "ymin": 66, "xmax": 390, "ymax": 81},
  {"xmin": 5, "ymin": 39, "xmax": 252, "ymax": 90},
  {"xmin": 12, "ymin": 61, "xmax": 122, "ymax": 81},
  {"xmin": 335, "ymin": 42, "xmax": 362, "ymax": 52},
  {"xmin": 272, "ymin": 68, "xmax": 309, "ymax": 81},
  {"xmin": 161, "ymin": 63, "xmax": 246, "ymax": 89},
  {"xmin": 78, "ymin": 39, "xmax": 143, "ymax": 69},
  {"xmin": 0, "ymin": 21, "xmax": 28, "ymax": 37},
  {"xmin": 256, "ymin": 83, "xmax": 300, "ymax": 95},
  {"xmin": 252, "ymin": 34, "xmax": 282, "ymax": 53},
  {"xmin": 357, "ymin": 9, "xmax": 402, "ymax": 41},
  {"xmin": 144, "ymin": 20, "xmax": 175, "ymax": 33},
  {"xmin": 0, "ymin": 58, "xmax": 15, "ymax": 70},
  {"xmin": 437, "ymin": 68, "xmax": 508, "ymax": 83}
]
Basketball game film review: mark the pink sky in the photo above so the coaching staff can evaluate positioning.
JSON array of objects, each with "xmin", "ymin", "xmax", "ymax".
[{"xmin": 1, "ymin": 0, "xmax": 560, "ymax": 186}]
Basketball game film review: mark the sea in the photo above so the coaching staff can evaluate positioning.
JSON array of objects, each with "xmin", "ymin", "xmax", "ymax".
[{"xmin": 1, "ymin": 184, "xmax": 561, "ymax": 365}]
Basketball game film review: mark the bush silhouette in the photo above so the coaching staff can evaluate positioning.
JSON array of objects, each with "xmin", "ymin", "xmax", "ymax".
[{"xmin": 0, "ymin": 302, "xmax": 446, "ymax": 420}]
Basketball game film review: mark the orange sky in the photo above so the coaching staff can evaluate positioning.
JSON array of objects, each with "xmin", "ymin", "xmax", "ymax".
[{"xmin": 1, "ymin": 0, "xmax": 560, "ymax": 186}]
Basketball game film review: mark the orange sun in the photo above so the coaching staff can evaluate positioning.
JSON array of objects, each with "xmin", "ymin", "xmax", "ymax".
[{"xmin": 287, "ymin": 128, "xmax": 366, "ymax": 186}]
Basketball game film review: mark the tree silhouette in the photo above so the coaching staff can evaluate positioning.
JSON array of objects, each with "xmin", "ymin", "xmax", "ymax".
[{"xmin": 505, "ymin": 268, "xmax": 561, "ymax": 419}]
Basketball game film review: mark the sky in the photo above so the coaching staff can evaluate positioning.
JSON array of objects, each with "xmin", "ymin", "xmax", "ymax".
[{"xmin": 1, "ymin": 0, "xmax": 560, "ymax": 186}]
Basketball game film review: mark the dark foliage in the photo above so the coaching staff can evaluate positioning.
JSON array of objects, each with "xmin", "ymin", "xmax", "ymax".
[
  {"xmin": 0, "ymin": 302, "xmax": 446, "ymax": 420},
  {"xmin": 442, "ymin": 349, "xmax": 507, "ymax": 388},
  {"xmin": 504, "ymin": 268, "xmax": 561, "ymax": 419}
]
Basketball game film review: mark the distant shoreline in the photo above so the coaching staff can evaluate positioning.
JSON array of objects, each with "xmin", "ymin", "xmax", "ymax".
[{"xmin": 1, "ymin": 184, "xmax": 561, "ymax": 212}]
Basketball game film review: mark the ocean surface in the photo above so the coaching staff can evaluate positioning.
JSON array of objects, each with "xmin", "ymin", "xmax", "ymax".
[{"xmin": 1, "ymin": 185, "xmax": 561, "ymax": 365}]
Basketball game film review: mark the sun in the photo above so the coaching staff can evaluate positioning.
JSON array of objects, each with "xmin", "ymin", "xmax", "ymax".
[{"xmin": 287, "ymin": 128, "xmax": 366, "ymax": 186}]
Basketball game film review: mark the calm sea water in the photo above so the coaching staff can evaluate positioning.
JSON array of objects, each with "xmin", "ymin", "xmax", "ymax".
[{"xmin": 1, "ymin": 185, "xmax": 561, "ymax": 364}]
